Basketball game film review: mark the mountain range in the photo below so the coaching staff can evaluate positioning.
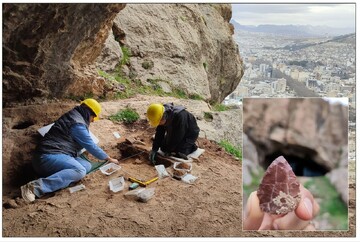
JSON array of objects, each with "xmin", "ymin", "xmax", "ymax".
[{"xmin": 230, "ymin": 19, "xmax": 355, "ymax": 37}]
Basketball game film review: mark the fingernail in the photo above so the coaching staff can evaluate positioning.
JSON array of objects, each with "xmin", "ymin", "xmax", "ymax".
[{"xmin": 304, "ymin": 197, "xmax": 313, "ymax": 217}]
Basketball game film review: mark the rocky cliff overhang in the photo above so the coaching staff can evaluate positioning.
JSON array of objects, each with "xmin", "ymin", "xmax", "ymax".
[
  {"xmin": 3, "ymin": 3, "xmax": 244, "ymax": 107},
  {"xmin": 3, "ymin": 3, "xmax": 126, "ymax": 107}
]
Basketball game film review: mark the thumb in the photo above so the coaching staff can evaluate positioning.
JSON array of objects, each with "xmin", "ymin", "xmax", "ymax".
[
  {"xmin": 243, "ymin": 191, "xmax": 264, "ymax": 230},
  {"xmin": 295, "ymin": 185, "xmax": 320, "ymax": 221}
]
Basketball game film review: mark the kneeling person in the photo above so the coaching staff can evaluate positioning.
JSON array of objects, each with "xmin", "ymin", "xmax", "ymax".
[
  {"xmin": 146, "ymin": 103, "xmax": 200, "ymax": 164},
  {"xmin": 21, "ymin": 98, "xmax": 119, "ymax": 203}
]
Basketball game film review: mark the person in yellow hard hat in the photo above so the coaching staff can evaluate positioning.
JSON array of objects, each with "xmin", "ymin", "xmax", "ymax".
[
  {"xmin": 20, "ymin": 98, "xmax": 119, "ymax": 203},
  {"xmin": 146, "ymin": 103, "xmax": 200, "ymax": 165}
]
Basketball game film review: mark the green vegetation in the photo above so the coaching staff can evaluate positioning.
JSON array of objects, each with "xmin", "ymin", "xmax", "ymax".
[
  {"xmin": 188, "ymin": 93, "xmax": 203, "ymax": 100},
  {"xmin": 98, "ymin": 46, "xmax": 205, "ymax": 101},
  {"xmin": 304, "ymin": 176, "xmax": 348, "ymax": 230},
  {"xmin": 172, "ymin": 88, "xmax": 187, "ymax": 99},
  {"xmin": 203, "ymin": 62, "xmax": 208, "ymax": 71},
  {"xmin": 180, "ymin": 16, "xmax": 187, "ymax": 21},
  {"xmin": 219, "ymin": 140, "xmax": 242, "ymax": 159},
  {"xmin": 142, "ymin": 60, "xmax": 154, "ymax": 70},
  {"xmin": 212, "ymin": 103, "xmax": 229, "ymax": 112},
  {"xmin": 109, "ymin": 108, "xmax": 140, "ymax": 124},
  {"xmin": 120, "ymin": 46, "xmax": 131, "ymax": 66},
  {"xmin": 98, "ymin": 70, "xmax": 116, "ymax": 81},
  {"xmin": 204, "ymin": 112, "xmax": 213, "ymax": 122},
  {"xmin": 99, "ymin": 69, "xmax": 203, "ymax": 101}
]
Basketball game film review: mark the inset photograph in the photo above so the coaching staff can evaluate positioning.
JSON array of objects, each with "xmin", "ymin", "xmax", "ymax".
[{"xmin": 242, "ymin": 98, "xmax": 348, "ymax": 231}]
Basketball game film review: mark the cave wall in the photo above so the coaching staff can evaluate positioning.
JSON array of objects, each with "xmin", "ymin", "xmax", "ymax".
[{"xmin": 3, "ymin": 3, "xmax": 126, "ymax": 107}]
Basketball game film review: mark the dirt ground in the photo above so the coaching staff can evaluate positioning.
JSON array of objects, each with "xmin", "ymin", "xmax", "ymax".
[
  {"xmin": 2, "ymin": 108, "xmax": 244, "ymax": 237},
  {"xmin": 2, "ymin": 100, "xmax": 356, "ymax": 238}
]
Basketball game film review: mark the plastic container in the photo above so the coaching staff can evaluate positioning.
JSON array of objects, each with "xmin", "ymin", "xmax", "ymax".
[
  {"xmin": 155, "ymin": 164, "xmax": 169, "ymax": 178},
  {"xmin": 181, "ymin": 174, "xmax": 198, "ymax": 184},
  {"xmin": 124, "ymin": 187, "xmax": 155, "ymax": 202},
  {"xmin": 137, "ymin": 187, "xmax": 155, "ymax": 202},
  {"xmin": 124, "ymin": 188, "xmax": 146, "ymax": 200},
  {"xmin": 109, "ymin": 176, "xmax": 125, "ymax": 192},
  {"xmin": 172, "ymin": 169, "xmax": 187, "ymax": 179},
  {"xmin": 69, "ymin": 184, "xmax": 85, "ymax": 193},
  {"xmin": 100, "ymin": 163, "xmax": 121, "ymax": 175},
  {"xmin": 173, "ymin": 162, "xmax": 192, "ymax": 172}
]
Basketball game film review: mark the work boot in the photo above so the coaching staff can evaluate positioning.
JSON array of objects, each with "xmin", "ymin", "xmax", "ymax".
[{"xmin": 21, "ymin": 183, "xmax": 36, "ymax": 203}]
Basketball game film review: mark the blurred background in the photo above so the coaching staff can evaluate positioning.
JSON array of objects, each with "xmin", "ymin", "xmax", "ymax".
[{"xmin": 242, "ymin": 98, "xmax": 348, "ymax": 230}]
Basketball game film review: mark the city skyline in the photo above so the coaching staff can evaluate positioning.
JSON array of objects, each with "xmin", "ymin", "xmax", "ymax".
[{"xmin": 231, "ymin": 3, "xmax": 355, "ymax": 30}]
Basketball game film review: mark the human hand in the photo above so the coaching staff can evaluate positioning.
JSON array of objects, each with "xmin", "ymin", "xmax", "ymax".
[
  {"xmin": 149, "ymin": 150, "xmax": 157, "ymax": 165},
  {"xmin": 244, "ymin": 185, "xmax": 320, "ymax": 230},
  {"xmin": 107, "ymin": 157, "xmax": 119, "ymax": 164}
]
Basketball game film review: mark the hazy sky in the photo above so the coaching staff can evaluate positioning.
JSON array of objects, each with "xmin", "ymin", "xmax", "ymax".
[{"xmin": 231, "ymin": 3, "xmax": 355, "ymax": 29}]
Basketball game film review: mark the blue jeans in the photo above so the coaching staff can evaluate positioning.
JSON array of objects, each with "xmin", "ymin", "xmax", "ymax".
[{"xmin": 31, "ymin": 153, "xmax": 91, "ymax": 197}]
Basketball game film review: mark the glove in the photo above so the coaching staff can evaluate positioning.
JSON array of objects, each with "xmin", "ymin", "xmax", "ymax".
[{"xmin": 149, "ymin": 150, "xmax": 157, "ymax": 165}]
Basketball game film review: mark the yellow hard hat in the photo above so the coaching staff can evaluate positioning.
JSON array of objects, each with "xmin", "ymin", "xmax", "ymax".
[
  {"xmin": 81, "ymin": 98, "xmax": 101, "ymax": 121},
  {"xmin": 146, "ymin": 103, "xmax": 165, "ymax": 127}
]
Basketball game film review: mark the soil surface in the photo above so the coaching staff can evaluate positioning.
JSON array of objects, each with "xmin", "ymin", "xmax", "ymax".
[{"xmin": 2, "ymin": 110, "xmax": 243, "ymax": 237}]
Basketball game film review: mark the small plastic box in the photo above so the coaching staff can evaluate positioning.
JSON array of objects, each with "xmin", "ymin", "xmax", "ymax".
[
  {"xmin": 100, "ymin": 163, "xmax": 121, "ymax": 175},
  {"xmin": 69, "ymin": 184, "xmax": 85, "ymax": 193},
  {"xmin": 173, "ymin": 162, "xmax": 192, "ymax": 172},
  {"xmin": 109, "ymin": 176, "xmax": 125, "ymax": 192}
]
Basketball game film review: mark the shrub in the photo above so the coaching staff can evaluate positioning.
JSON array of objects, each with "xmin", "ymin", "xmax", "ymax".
[
  {"xmin": 109, "ymin": 108, "xmax": 140, "ymax": 124},
  {"xmin": 120, "ymin": 46, "xmax": 131, "ymax": 66},
  {"xmin": 212, "ymin": 103, "xmax": 229, "ymax": 112},
  {"xmin": 219, "ymin": 140, "xmax": 242, "ymax": 159},
  {"xmin": 204, "ymin": 112, "xmax": 213, "ymax": 122},
  {"xmin": 189, "ymin": 93, "xmax": 203, "ymax": 100},
  {"xmin": 142, "ymin": 60, "xmax": 154, "ymax": 70}
]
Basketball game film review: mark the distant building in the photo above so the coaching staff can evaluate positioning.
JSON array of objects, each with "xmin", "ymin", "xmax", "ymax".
[
  {"xmin": 271, "ymin": 78, "xmax": 286, "ymax": 93},
  {"xmin": 306, "ymin": 79, "xmax": 319, "ymax": 88},
  {"xmin": 298, "ymin": 71, "xmax": 310, "ymax": 83},
  {"xmin": 290, "ymin": 69, "xmax": 299, "ymax": 80}
]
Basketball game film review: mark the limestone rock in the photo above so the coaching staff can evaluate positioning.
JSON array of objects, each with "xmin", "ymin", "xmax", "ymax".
[
  {"xmin": 95, "ymin": 29, "xmax": 123, "ymax": 72},
  {"xmin": 113, "ymin": 4, "xmax": 244, "ymax": 103},
  {"xmin": 198, "ymin": 108, "xmax": 242, "ymax": 148}
]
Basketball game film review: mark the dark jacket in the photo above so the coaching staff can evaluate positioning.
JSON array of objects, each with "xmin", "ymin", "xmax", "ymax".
[
  {"xmin": 152, "ymin": 103, "xmax": 200, "ymax": 155},
  {"xmin": 37, "ymin": 106, "xmax": 92, "ymax": 157}
]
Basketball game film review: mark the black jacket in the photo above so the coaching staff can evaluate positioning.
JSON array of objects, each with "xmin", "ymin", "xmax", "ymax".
[
  {"xmin": 152, "ymin": 103, "xmax": 200, "ymax": 153},
  {"xmin": 37, "ymin": 106, "xmax": 91, "ymax": 157}
]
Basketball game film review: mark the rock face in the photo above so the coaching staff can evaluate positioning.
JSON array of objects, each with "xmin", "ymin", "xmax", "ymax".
[
  {"xmin": 197, "ymin": 108, "xmax": 242, "ymax": 148},
  {"xmin": 243, "ymin": 98, "xmax": 348, "ymax": 171},
  {"xmin": 3, "ymin": 3, "xmax": 126, "ymax": 107},
  {"xmin": 257, "ymin": 156, "xmax": 301, "ymax": 215},
  {"xmin": 111, "ymin": 4, "xmax": 244, "ymax": 103}
]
